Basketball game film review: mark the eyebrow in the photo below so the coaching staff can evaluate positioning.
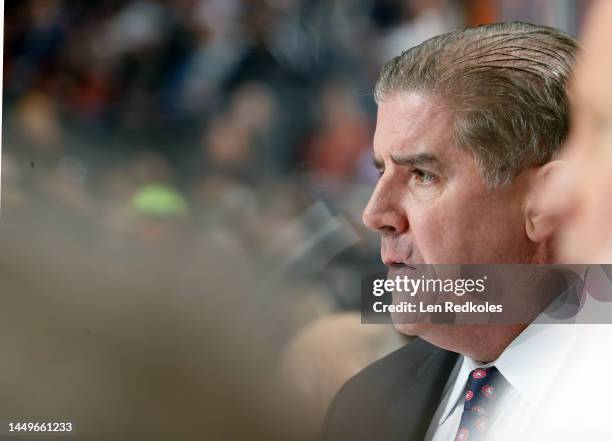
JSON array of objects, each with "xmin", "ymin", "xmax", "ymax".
[{"xmin": 373, "ymin": 152, "xmax": 443, "ymax": 170}]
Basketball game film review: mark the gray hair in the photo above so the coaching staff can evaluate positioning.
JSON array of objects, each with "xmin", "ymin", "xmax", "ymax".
[{"xmin": 374, "ymin": 22, "xmax": 578, "ymax": 187}]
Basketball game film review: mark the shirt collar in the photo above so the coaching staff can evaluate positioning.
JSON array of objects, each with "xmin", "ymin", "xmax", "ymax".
[
  {"xmin": 436, "ymin": 323, "xmax": 578, "ymax": 425},
  {"xmin": 495, "ymin": 323, "xmax": 578, "ymax": 406}
]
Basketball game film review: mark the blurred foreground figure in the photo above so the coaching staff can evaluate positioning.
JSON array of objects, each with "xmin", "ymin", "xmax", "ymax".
[
  {"xmin": 554, "ymin": 0, "xmax": 612, "ymax": 263},
  {"xmin": 281, "ymin": 313, "xmax": 405, "ymax": 439},
  {"xmin": 0, "ymin": 204, "xmax": 309, "ymax": 441},
  {"xmin": 524, "ymin": 2, "xmax": 612, "ymax": 440}
]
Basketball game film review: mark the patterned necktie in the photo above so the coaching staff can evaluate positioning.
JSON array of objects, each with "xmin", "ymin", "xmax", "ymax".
[{"xmin": 454, "ymin": 366, "xmax": 511, "ymax": 441}]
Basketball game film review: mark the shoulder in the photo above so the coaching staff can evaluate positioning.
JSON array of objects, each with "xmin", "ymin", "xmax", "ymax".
[
  {"xmin": 320, "ymin": 338, "xmax": 457, "ymax": 441},
  {"xmin": 334, "ymin": 337, "xmax": 447, "ymax": 399}
]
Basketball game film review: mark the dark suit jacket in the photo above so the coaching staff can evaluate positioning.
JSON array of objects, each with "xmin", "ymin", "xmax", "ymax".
[{"xmin": 321, "ymin": 338, "xmax": 459, "ymax": 441}]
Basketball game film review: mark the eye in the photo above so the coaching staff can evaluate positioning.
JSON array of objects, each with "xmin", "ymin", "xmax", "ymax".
[{"xmin": 411, "ymin": 168, "xmax": 436, "ymax": 184}]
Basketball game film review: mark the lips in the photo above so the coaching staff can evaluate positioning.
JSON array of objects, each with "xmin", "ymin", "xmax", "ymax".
[
  {"xmin": 382, "ymin": 254, "xmax": 415, "ymax": 267},
  {"xmin": 383, "ymin": 260, "xmax": 416, "ymax": 270}
]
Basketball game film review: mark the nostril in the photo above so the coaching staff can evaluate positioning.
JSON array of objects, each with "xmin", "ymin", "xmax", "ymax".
[{"xmin": 381, "ymin": 225, "xmax": 396, "ymax": 234}]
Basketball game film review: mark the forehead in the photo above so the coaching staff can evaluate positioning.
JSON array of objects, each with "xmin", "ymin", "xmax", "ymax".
[{"xmin": 374, "ymin": 93, "xmax": 455, "ymax": 159}]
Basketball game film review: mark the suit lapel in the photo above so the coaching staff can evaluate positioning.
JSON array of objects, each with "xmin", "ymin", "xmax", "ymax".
[{"xmin": 381, "ymin": 343, "xmax": 458, "ymax": 441}]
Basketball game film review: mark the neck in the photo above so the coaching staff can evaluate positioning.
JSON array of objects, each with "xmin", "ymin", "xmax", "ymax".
[{"xmin": 421, "ymin": 324, "xmax": 526, "ymax": 363}]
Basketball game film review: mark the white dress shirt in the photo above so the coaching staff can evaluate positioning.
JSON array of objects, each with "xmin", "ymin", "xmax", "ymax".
[{"xmin": 423, "ymin": 324, "xmax": 579, "ymax": 441}]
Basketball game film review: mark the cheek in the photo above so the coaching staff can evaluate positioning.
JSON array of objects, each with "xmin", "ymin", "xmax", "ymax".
[
  {"xmin": 590, "ymin": 142, "xmax": 612, "ymax": 193},
  {"xmin": 582, "ymin": 165, "xmax": 612, "ymax": 240},
  {"xmin": 407, "ymin": 199, "xmax": 480, "ymax": 262},
  {"xmin": 410, "ymin": 214, "xmax": 445, "ymax": 258},
  {"xmin": 407, "ymin": 190, "xmax": 526, "ymax": 263},
  {"xmin": 576, "ymin": 139, "xmax": 612, "ymax": 221}
]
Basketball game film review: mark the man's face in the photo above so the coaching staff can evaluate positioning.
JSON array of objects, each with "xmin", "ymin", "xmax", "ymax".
[
  {"xmin": 555, "ymin": 0, "xmax": 612, "ymax": 262},
  {"xmin": 363, "ymin": 93, "xmax": 538, "ymax": 337},
  {"xmin": 363, "ymin": 93, "xmax": 536, "ymax": 266}
]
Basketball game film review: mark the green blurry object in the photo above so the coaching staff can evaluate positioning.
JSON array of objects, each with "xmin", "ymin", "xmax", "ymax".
[{"xmin": 131, "ymin": 184, "xmax": 189, "ymax": 217}]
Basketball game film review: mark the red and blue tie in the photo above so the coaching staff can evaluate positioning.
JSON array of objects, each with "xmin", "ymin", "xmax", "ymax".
[{"xmin": 454, "ymin": 366, "xmax": 511, "ymax": 441}]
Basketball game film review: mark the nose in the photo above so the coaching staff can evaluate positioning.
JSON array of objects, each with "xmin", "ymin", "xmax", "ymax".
[{"xmin": 362, "ymin": 179, "xmax": 408, "ymax": 235}]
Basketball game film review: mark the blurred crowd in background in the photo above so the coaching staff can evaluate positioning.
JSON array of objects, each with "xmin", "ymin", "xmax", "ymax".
[
  {"xmin": 0, "ymin": 0, "xmax": 595, "ymax": 440},
  {"xmin": 4, "ymin": 0, "xmax": 593, "ymax": 310},
  {"xmin": 2, "ymin": 0, "xmax": 468, "ymax": 270}
]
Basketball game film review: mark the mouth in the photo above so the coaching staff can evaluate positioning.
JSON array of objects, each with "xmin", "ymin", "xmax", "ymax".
[{"xmin": 382, "ymin": 258, "xmax": 416, "ymax": 270}]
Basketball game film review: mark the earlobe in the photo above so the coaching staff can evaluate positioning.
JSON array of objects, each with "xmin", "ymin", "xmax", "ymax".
[{"xmin": 525, "ymin": 160, "xmax": 569, "ymax": 243}]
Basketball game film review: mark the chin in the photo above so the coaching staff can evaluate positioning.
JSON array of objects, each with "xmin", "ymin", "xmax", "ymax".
[{"xmin": 392, "ymin": 323, "xmax": 429, "ymax": 337}]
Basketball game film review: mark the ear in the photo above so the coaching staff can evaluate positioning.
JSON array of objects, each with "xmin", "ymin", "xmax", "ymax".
[{"xmin": 525, "ymin": 160, "xmax": 569, "ymax": 243}]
